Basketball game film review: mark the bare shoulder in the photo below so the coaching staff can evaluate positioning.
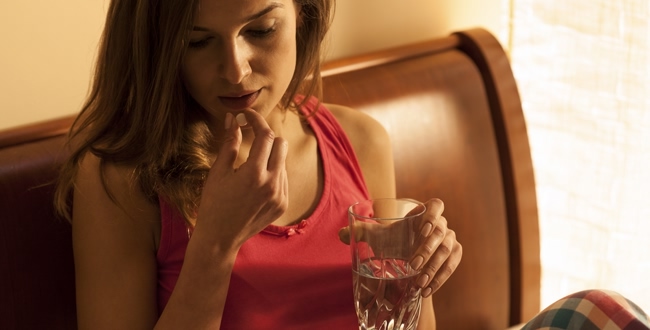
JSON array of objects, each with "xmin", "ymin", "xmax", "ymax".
[
  {"xmin": 75, "ymin": 153, "xmax": 160, "ymax": 233},
  {"xmin": 324, "ymin": 103, "xmax": 396, "ymax": 199},
  {"xmin": 324, "ymin": 103, "xmax": 390, "ymax": 147},
  {"xmin": 73, "ymin": 152, "xmax": 161, "ymax": 328},
  {"xmin": 74, "ymin": 152, "xmax": 160, "ymax": 247}
]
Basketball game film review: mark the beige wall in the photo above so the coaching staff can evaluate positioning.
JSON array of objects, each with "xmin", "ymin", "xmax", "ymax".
[
  {"xmin": 0, "ymin": 0, "xmax": 504, "ymax": 130},
  {"xmin": 0, "ymin": 1, "xmax": 107, "ymax": 130},
  {"xmin": 328, "ymin": 0, "xmax": 506, "ymax": 60}
]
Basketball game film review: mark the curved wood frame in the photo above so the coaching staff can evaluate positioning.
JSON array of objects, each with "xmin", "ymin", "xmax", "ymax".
[
  {"xmin": 0, "ymin": 116, "xmax": 74, "ymax": 149},
  {"xmin": 455, "ymin": 29, "xmax": 541, "ymax": 324}
]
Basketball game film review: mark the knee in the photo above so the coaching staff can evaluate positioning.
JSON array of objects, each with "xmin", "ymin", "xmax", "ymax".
[{"xmin": 522, "ymin": 289, "xmax": 650, "ymax": 330}]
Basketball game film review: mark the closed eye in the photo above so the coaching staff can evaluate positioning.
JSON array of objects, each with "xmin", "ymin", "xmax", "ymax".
[
  {"xmin": 188, "ymin": 37, "xmax": 212, "ymax": 49},
  {"xmin": 248, "ymin": 26, "xmax": 276, "ymax": 39}
]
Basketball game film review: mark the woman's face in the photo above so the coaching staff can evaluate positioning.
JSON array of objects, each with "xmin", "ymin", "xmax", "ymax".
[{"xmin": 182, "ymin": 0, "xmax": 299, "ymax": 122}]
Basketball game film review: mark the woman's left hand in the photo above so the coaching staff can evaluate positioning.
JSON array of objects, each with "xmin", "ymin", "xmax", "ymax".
[
  {"xmin": 409, "ymin": 198, "xmax": 462, "ymax": 297},
  {"xmin": 339, "ymin": 198, "xmax": 462, "ymax": 297}
]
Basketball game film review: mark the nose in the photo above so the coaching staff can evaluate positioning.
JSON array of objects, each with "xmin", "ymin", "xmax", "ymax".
[{"xmin": 220, "ymin": 39, "xmax": 252, "ymax": 85}]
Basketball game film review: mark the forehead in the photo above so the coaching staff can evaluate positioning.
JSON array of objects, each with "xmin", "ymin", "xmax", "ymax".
[{"xmin": 194, "ymin": 0, "xmax": 294, "ymax": 24}]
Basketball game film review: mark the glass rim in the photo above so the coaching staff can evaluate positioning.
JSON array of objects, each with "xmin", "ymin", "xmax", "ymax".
[{"xmin": 348, "ymin": 197, "xmax": 426, "ymax": 221}]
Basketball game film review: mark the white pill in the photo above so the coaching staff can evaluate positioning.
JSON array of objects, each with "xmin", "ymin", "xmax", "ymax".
[{"xmin": 235, "ymin": 113, "xmax": 248, "ymax": 126}]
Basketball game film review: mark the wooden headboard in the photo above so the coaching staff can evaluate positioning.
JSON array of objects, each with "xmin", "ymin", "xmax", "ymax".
[
  {"xmin": 321, "ymin": 28, "xmax": 540, "ymax": 329},
  {"xmin": 0, "ymin": 28, "xmax": 540, "ymax": 329}
]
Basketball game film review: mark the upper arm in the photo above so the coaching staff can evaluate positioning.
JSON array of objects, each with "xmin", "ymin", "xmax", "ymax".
[
  {"xmin": 72, "ymin": 153, "xmax": 161, "ymax": 329},
  {"xmin": 326, "ymin": 103, "xmax": 396, "ymax": 200}
]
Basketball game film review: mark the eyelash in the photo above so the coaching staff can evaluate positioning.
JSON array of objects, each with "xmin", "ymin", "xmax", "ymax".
[
  {"xmin": 249, "ymin": 26, "xmax": 277, "ymax": 39},
  {"xmin": 188, "ymin": 38, "xmax": 211, "ymax": 49},
  {"xmin": 187, "ymin": 26, "xmax": 277, "ymax": 49}
]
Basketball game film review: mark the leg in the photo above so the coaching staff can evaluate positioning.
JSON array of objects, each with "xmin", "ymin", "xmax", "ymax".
[{"xmin": 521, "ymin": 290, "xmax": 650, "ymax": 330}]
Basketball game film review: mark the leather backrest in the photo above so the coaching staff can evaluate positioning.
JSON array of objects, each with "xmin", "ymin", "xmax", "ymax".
[{"xmin": 0, "ymin": 136, "xmax": 76, "ymax": 330}]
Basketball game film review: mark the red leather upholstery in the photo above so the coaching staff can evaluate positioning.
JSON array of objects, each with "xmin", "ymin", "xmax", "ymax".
[{"xmin": 0, "ymin": 136, "xmax": 76, "ymax": 329}]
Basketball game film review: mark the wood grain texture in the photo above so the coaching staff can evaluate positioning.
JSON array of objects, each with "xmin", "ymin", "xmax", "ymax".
[{"xmin": 456, "ymin": 29, "xmax": 541, "ymax": 325}]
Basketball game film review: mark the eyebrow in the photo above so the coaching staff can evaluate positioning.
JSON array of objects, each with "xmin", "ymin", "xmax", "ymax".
[{"xmin": 192, "ymin": 2, "xmax": 284, "ymax": 32}]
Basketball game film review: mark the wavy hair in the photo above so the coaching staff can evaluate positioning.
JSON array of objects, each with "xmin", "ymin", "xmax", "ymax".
[{"xmin": 54, "ymin": 0, "xmax": 335, "ymax": 223}]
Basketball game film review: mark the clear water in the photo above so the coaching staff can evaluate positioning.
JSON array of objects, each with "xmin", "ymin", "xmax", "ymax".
[{"xmin": 353, "ymin": 258, "xmax": 422, "ymax": 330}]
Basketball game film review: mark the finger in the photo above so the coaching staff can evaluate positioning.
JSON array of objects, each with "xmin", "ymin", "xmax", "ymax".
[
  {"xmin": 259, "ymin": 162, "xmax": 290, "ymax": 223},
  {"xmin": 267, "ymin": 137, "xmax": 288, "ymax": 172},
  {"xmin": 414, "ymin": 229, "xmax": 455, "ymax": 291},
  {"xmin": 420, "ymin": 232, "xmax": 462, "ymax": 297},
  {"xmin": 240, "ymin": 109, "xmax": 276, "ymax": 169},
  {"xmin": 213, "ymin": 112, "xmax": 242, "ymax": 176},
  {"xmin": 280, "ymin": 161, "xmax": 289, "ymax": 201},
  {"xmin": 338, "ymin": 227, "xmax": 351, "ymax": 244},
  {"xmin": 409, "ymin": 214, "xmax": 447, "ymax": 270},
  {"xmin": 274, "ymin": 147, "xmax": 290, "ymax": 215},
  {"xmin": 418, "ymin": 198, "xmax": 445, "ymax": 238},
  {"xmin": 338, "ymin": 220, "xmax": 383, "ymax": 245}
]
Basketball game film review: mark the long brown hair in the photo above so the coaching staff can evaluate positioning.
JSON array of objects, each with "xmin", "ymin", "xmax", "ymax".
[{"xmin": 54, "ymin": 0, "xmax": 334, "ymax": 222}]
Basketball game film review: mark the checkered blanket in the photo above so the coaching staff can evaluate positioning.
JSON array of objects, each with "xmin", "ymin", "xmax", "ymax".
[{"xmin": 521, "ymin": 290, "xmax": 650, "ymax": 330}]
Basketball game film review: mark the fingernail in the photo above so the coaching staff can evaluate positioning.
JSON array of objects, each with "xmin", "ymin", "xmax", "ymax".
[
  {"xmin": 421, "ymin": 223, "xmax": 433, "ymax": 237},
  {"xmin": 422, "ymin": 287, "xmax": 433, "ymax": 297},
  {"xmin": 410, "ymin": 255, "xmax": 424, "ymax": 271},
  {"xmin": 416, "ymin": 273, "xmax": 429, "ymax": 288},
  {"xmin": 225, "ymin": 113, "xmax": 233, "ymax": 130},
  {"xmin": 236, "ymin": 113, "xmax": 247, "ymax": 126}
]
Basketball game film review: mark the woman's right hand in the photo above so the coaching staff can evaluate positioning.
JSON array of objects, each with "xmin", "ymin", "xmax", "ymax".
[{"xmin": 195, "ymin": 108, "xmax": 289, "ymax": 250}]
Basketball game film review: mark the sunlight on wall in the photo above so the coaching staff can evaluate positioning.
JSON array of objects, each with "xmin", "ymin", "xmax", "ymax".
[
  {"xmin": 1, "ymin": 0, "xmax": 504, "ymax": 130},
  {"xmin": 327, "ymin": 0, "xmax": 503, "ymax": 60},
  {"xmin": 507, "ymin": 0, "xmax": 650, "ymax": 311},
  {"xmin": 0, "ymin": 1, "xmax": 106, "ymax": 130}
]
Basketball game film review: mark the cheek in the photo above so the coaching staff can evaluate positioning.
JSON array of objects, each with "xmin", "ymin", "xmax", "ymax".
[{"xmin": 267, "ymin": 27, "xmax": 298, "ymax": 86}]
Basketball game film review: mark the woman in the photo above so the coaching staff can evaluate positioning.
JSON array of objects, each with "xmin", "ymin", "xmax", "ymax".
[{"xmin": 55, "ymin": 0, "xmax": 462, "ymax": 328}]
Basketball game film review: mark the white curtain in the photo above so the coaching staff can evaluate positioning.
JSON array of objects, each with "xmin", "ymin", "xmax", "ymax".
[{"xmin": 505, "ymin": 0, "xmax": 650, "ymax": 311}]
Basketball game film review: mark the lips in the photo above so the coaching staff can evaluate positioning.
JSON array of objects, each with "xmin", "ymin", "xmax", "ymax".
[{"xmin": 219, "ymin": 90, "xmax": 260, "ymax": 110}]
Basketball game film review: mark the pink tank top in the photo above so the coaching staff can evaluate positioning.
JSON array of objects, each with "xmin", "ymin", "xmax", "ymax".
[{"xmin": 156, "ymin": 97, "xmax": 370, "ymax": 329}]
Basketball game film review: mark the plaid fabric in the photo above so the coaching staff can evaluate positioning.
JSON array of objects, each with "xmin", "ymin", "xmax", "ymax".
[{"xmin": 521, "ymin": 290, "xmax": 650, "ymax": 330}]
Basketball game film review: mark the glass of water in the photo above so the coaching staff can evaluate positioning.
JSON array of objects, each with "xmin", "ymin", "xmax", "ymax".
[{"xmin": 348, "ymin": 198, "xmax": 426, "ymax": 330}]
